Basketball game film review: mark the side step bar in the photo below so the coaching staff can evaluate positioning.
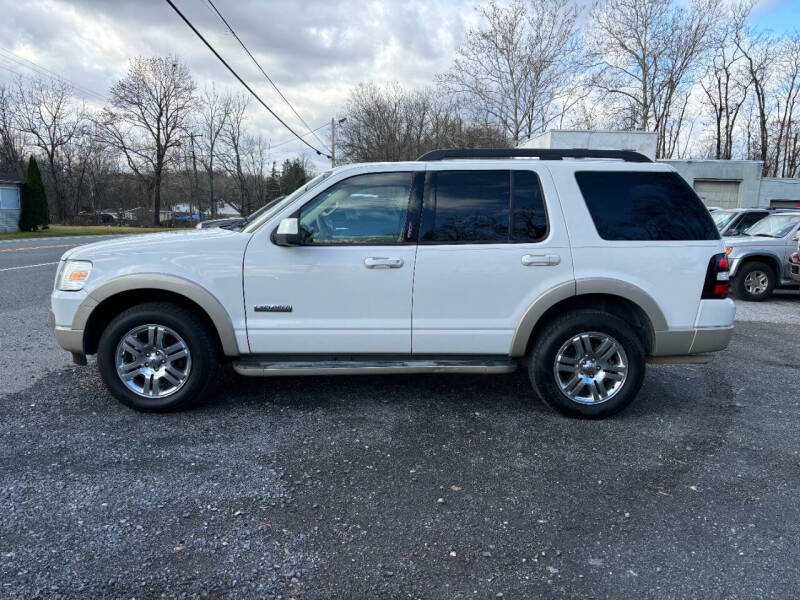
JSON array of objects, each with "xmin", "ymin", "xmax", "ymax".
[{"xmin": 232, "ymin": 357, "xmax": 518, "ymax": 377}]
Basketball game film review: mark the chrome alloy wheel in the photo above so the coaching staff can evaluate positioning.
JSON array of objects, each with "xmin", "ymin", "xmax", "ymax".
[
  {"xmin": 743, "ymin": 270, "xmax": 769, "ymax": 296},
  {"xmin": 115, "ymin": 324, "xmax": 192, "ymax": 398},
  {"xmin": 553, "ymin": 331, "xmax": 628, "ymax": 405}
]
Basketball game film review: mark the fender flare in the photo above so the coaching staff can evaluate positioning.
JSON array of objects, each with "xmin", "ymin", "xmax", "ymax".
[
  {"xmin": 509, "ymin": 278, "xmax": 668, "ymax": 357},
  {"xmin": 729, "ymin": 250, "xmax": 784, "ymax": 278},
  {"xmin": 74, "ymin": 273, "xmax": 240, "ymax": 357}
]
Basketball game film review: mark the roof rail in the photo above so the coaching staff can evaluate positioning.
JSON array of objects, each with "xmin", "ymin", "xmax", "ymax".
[{"xmin": 416, "ymin": 148, "xmax": 653, "ymax": 163}]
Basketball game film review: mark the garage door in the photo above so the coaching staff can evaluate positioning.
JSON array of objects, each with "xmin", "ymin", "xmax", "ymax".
[
  {"xmin": 693, "ymin": 180, "xmax": 741, "ymax": 208},
  {"xmin": 769, "ymin": 199, "xmax": 800, "ymax": 209}
]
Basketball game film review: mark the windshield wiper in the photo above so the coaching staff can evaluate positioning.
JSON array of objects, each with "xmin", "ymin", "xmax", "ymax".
[{"xmin": 752, "ymin": 233, "xmax": 775, "ymax": 238}]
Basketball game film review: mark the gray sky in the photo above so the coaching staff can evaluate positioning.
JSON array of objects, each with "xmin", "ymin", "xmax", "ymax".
[
  {"xmin": 0, "ymin": 0, "xmax": 472, "ymax": 170},
  {"xmin": 0, "ymin": 0, "xmax": 795, "ymax": 171}
]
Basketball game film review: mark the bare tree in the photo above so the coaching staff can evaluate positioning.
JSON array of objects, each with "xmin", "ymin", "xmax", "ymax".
[
  {"xmin": 338, "ymin": 82, "xmax": 507, "ymax": 163},
  {"xmin": 700, "ymin": 3, "xmax": 753, "ymax": 159},
  {"xmin": 736, "ymin": 26, "xmax": 776, "ymax": 174},
  {"xmin": 770, "ymin": 33, "xmax": 800, "ymax": 177},
  {"xmin": 0, "ymin": 84, "xmax": 24, "ymax": 178},
  {"xmin": 438, "ymin": 0, "xmax": 583, "ymax": 144},
  {"xmin": 197, "ymin": 85, "xmax": 231, "ymax": 217},
  {"xmin": 589, "ymin": 0, "xmax": 719, "ymax": 158},
  {"xmin": 96, "ymin": 56, "xmax": 196, "ymax": 225},
  {"xmin": 219, "ymin": 93, "xmax": 250, "ymax": 215},
  {"xmin": 15, "ymin": 78, "xmax": 84, "ymax": 220}
]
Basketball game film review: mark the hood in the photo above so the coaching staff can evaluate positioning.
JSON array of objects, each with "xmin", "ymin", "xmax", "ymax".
[
  {"xmin": 722, "ymin": 235, "xmax": 786, "ymax": 248},
  {"xmin": 62, "ymin": 228, "xmax": 247, "ymax": 261}
]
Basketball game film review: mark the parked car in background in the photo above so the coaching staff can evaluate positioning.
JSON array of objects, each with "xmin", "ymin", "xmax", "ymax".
[
  {"xmin": 725, "ymin": 212, "xmax": 800, "ymax": 300},
  {"xmin": 712, "ymin": 208, "xmax": 771, "ymax": 237},
  {"xmin": 51, "ymin": 148, "xmax": 734, "ymax": 419},
  {"xmin": 789, "ymin": 244, "xmax": 800, "ymax": 283}
]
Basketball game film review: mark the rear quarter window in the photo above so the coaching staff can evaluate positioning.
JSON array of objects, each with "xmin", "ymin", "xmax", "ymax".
[{"xmin": 575, "ymin": 171, "xmax": 719, "ymax": 241}]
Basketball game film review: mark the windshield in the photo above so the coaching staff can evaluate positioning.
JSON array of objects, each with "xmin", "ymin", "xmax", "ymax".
[
  {"xmin": 743, "ymin": 214, "xmax": 800, "ymax": 238},
  {"xmin": 712, "ymin": 210, "xmax": 736, "ymax": 230},
  {"xmin": 241, "ymin": 171, "xmax": 333, "ymax": 233}
]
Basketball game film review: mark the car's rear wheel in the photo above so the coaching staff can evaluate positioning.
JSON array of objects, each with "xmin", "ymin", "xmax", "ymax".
[
  {"xmin": 96, "ymin": 302, "xmax": 219, "ymax": 411},
  {"xmin": 528, "ymin": 309, "xmax": 646, "ymax": 418},
  {"xmin": 733, "ymin": 261, "xmax": 775, "ymax": 301}
]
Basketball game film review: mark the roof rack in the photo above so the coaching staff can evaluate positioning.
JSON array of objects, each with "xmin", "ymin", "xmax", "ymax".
[{"xmin": 416, "ymin": 148, "xmax": 653, "ymax": 163}]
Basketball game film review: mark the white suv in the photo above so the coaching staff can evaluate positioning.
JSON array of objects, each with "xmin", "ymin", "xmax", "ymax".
[{"xmin": 50, "ymin": 149, "xmax": 735, "ymax": 418}]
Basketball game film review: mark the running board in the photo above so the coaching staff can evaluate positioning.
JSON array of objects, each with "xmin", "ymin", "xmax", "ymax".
[
  {"xmin": 232, "ymin": 357, "xmax": 518, "ymax": 377},
  {"xmin": 646, "ymin": 354, "xmax": 715, "ymax": 365}
]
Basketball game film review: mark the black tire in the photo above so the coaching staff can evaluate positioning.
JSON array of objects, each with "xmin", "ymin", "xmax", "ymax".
[
  {"xmin": 732, "ymin": 261, "xmax": 775, "ymax": 301},
  {"xmin": 528, "ymin": 309, "xmax": 646, "ymax": 419},
  {"xmin": 96, "ymin": 302, "xmax": 219, "ymax": 411}
]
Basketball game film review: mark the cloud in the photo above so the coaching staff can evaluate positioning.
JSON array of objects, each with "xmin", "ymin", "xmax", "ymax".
[{"xmin": 0, "ymin": 0, "xmax": 469, "ymax": 169}]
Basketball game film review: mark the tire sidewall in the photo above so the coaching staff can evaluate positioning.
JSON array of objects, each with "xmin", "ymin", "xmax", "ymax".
[
  {"xmin": 734, "ymin": 262, "xmax": 774, "ymax": 302},
  {"xmin": 529, "ymin": 311, "xmax": 646, "ymax": 418},
  {"xmin": 97, "ymin": 304, "xmax": 217, "ymax": 411}
]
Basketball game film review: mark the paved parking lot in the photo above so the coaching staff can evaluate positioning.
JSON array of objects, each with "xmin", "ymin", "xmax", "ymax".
[{"xmin": 1, "ymin": 237, "xmax": 799, "ymax": 598}]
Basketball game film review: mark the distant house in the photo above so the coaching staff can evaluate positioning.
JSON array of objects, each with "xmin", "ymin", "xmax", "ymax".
[
  {"xmin": 171, "ymin": 202, "xmax": 242, "ymax": 219},
  {"xmin": 0, "ymin": 177, "xmax": 24, "ymax": 233}
]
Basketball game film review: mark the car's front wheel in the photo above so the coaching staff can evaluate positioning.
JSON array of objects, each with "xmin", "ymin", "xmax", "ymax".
[
  {"xmin": 96, "ymin": 302, "xmax": 219, "ymax": 411},
  {"xmin": 528, "ymin": 309, "xmax": 646, "ymax": 418},
  {"xmin": 733, "ymin": 261, "xmax": 775, "ymax": 301}
]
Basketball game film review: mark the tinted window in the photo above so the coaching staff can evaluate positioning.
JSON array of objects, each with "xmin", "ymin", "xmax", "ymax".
[
  {"xmin": 575, "ymin": 171, "xmax": 719, "ymax": 241},
  {"xmin": 512, "ymin": 170, "xmax": 548, "ymax": 241},
  {"xmin": 298, "ymin": 172, "xmax": 413, "ymax": 244},
  {"xmin": 731, "ymin": 211, "xmax": 768, "ymax": 234},
  {"xmin": 426, "ymin": 171, "xmax": 509, "ymax": 242},
  {"xmin": 422, "ymin": 170, "xmax": 548, "ymax": 243}
]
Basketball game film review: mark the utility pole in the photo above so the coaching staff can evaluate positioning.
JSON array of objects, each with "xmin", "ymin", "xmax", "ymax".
[
  {"xmin": 181, "ymin": 132, "xmax": 202, "ymax": 218},
  {"xmin": 330, "ymin": 117, "xmax": 346, "ymax": 168},
  {"xmin": 188, "ymin": 132, "xmax": 201, "ymax": 218},
  {"xmin": 331, "ymin": 117, "xmax": 336, "ymax": 169}
]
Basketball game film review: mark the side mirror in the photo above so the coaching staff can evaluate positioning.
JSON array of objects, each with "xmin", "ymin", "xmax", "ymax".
[{"xmin": 272, "ymin": 217, "xmax": 302, "ymax": 246}]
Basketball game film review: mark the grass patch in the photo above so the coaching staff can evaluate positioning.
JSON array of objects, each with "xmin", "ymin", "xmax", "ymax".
[{"xmin": 0, "ymin": 224, "xmax": 173, "ymax": 240}]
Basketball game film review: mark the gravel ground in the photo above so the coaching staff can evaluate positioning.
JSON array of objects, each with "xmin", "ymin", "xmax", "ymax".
[
  {"xmin": 2, "ymin": 318, "xmax": 799, "ymax": 599},
  {"xmin": 733, "ymin": 289, "xmax": 800, "ymax": 323}
]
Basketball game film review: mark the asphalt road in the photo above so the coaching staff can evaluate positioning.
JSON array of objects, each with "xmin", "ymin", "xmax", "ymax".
[
  {"xmin": 0, "ymin": 236, "xmax": 117, "ymax": 396},
  {"xmin": 1, "ymin": 237, "xmax": 800, "ymax": 599}
]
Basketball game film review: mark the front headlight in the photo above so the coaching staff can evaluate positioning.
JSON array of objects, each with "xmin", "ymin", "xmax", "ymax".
[{"xmin": 56, "ymin": 260, "xmax": 93, "ymax": 291}]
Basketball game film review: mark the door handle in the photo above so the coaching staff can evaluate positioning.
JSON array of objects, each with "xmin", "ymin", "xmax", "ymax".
[
  {"xmin": 364, "ymin": 257, "xmax": 404, "ymax": 269},
  {"xmin": 521, "ymin": 254, "xmax": 561, "ymax": 267}
]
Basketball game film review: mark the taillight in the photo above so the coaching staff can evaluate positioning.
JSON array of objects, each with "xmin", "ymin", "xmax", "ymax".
[
  {"xmin": 790, "ymin": 252, "xmax": 800, "ymax": 265},
  {"xmin": 702, "ymin": 253, "xmax": 730, "ymax": 299}
]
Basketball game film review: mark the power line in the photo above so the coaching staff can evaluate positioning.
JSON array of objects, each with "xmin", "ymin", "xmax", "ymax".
[
  {"xmin": 271, "ymin": 121, "xmax": 330, "ymax": 149},
  {"xmin": 163, "ymin": 0, "xmax": 331, "ymax": 159},
  {"xmin": 204, "ymin": 0, "xmax": 328, "ymax": 150},
  {"xmin": 0, "ymin": 47, "xmax": 107, "ymax": 103}
]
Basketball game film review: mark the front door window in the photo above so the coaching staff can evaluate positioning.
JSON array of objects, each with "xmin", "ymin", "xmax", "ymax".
[{"xmin": 298, "ymin": 172, "xmax": 413, "ymax": 244}]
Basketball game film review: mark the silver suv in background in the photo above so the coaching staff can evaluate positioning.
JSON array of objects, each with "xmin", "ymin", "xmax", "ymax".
[
  {"xmin": 725, "ymin": 212, "xmax": 800, "ymax": 300},
  {"xmin": 712, "ymin": 208, "xmax": 771, "ymax": 237}
]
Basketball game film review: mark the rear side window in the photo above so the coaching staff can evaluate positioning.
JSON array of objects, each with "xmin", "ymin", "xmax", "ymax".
[
  {"xmin": 575, "ymin": 171, "xmax": 719, "ymax": 241},
  {"xmin": 422, "ymin": 170, "xmax": 548, "ymax": 243}
]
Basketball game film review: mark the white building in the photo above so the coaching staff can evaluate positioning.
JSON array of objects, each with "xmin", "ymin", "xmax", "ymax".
[
  {"xmin": 520, "ymin": 130, "xmax": 658, "ymax": 161},
  {"xmin": 518, "ymin": 130, "xmax": 800, "ymax": 209},
  {"xmin": 0, "ymin": 177, "xmax": 23, "ymax": 233}
]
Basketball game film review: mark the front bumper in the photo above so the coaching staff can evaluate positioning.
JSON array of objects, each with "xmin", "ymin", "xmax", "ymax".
[
  {"xmin": 51, "ymin": 309, "xmax": 85, "ymax": 354},
  {"xmin": 790, "ymin": 262, "xmax": 800, "ymax": 282}
]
